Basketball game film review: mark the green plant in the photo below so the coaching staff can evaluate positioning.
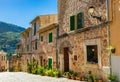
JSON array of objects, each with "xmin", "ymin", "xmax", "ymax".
[
  {"xmin": 108, "ymin": 74, "xmax": 117, "ymax": 81},
  {"xmin": 45, "ymin": 69, "xmax": 54, "ymax": 76},
  {"xmin": 64, "ymin": 72, "xmax": 70, "ymax": 77},
  {"xmin": 37, "ymin": 66, "xmax": 45, "ymax": 75},
  {"xmin": 53, "ymin": 69, "xmax": 60, "ymax": 77},
  {"xmin": 27, "ymin": 61, "xmax": 32, "ymax": 73}
]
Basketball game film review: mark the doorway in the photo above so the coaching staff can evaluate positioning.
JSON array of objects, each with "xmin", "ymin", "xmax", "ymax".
[{"xmin": 63, "ymin": 47, "xmax": 69, "ymax": 72}]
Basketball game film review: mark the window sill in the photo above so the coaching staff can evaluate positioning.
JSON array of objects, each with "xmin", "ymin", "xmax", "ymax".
[{"xmin": 86, "ymin": 63, "xmax": 99, "ymax": 68}]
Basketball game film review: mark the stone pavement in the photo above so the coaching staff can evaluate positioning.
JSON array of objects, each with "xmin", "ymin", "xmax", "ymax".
[{"xmin": 0, "ymin": 72, "xmax": 85, "ymax": 82}]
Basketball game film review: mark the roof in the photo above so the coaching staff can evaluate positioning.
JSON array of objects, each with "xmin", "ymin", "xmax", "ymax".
[
  {"xmin": 30, "ymin": 14, "xmax": 57, "ymax": 24},
  {"xmin": 38, "ymin": 23, "xmax": 58, "ymax": 33},
  {"xmin": 21, "ymin": 27, "xmax": 32, "ymax": 36}
]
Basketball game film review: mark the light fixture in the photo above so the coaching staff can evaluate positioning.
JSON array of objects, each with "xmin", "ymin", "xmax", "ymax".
[{"xmin": 88, "ymin": 6, "xmax": 102, "ymax": 21}]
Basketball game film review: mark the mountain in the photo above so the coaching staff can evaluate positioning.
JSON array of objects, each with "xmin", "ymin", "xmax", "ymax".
[{"xmin": 0, "ymin": 21, "xmax": 25, "ymax": 53}]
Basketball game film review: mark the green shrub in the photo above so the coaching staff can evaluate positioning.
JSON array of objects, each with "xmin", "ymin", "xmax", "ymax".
[
  {"xmin": 53, "ymin": 69, "xmax": 60, "ymax": 77},
  {"xmin": 45, "ymin": 69, "xmax": 54, "ymax": 76},
  {"xmin": 37, "ymin": 66, "xmax": 45, "ymax": 75},
  {"xmin": 27, "ymin": 62, "xmax": 32, "ymax": 73},
  {"xmin": 108, "ymin": 74, "xmax": 117, "ymax": 81}
]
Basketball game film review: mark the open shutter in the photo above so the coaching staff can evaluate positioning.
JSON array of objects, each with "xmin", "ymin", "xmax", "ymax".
[
  {"xmin": 49, "ymin": 33, "xmax": 52, "ymax": 43},
  {"xmin": 77, "ymin": 12, "xmax": 83, "ymax": 29},
  {"xmin": 70, "ymin": 15, "xmax": 75, "ymax": 31},
  {"xmin": 34, "ymin": 23, "xmax": 36, "ymax": 35}
]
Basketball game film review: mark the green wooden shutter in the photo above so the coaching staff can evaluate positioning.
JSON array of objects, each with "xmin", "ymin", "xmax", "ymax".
[
  {"xmin": 34, "ymin": 23, "xmax": 36, "ymax": 35},
  {"xmin": 49, "ymin": 33, "xmax": 52, "ymax": 43},
  {"xmin": 77, "ymin": 12, "xmax": 83, "ymax": 29},
  {"xmin": 70, "ymin": 15, "xmax": 75, "ymax": 31},
  {"xmin": 41, "ymin": 36, "xmax": 43, "ymax": 42},
  {"xmin": 48, "ymin": 58, "xmax": 52, "ymax": 69}
]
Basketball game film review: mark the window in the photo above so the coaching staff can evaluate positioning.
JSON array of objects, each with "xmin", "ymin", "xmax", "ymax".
[
  {"xmin": 40, "ymin": 36, "xmax": 43, "ymax": 42},
  {"xmin": 27, "ymin": 45, "xmax": 29, "ymax": 51},
  {"xmin": 34, "ymin": 23, "xmax": 36, "ymax": 36},
  {"xmin": 27, "ymin": 32, "xmax": 29, "ymax": 38},
  {"xmin": 77, "ymin": 12, "xmax": 83, "ymax": 29},
  {"xmin": 70, "ymin": 12, "xmax": 83, "ymax": 31},
  {"xmin": 49, "ymin": 32, "xmax": 52, "ymax": 43},
  {"xmin": 70, "ymin": 15, "xmax": 75, "ymax": 31},
  {"xmin": 35, "ymin": 41, "xmax": 38, "ymax": 50},
  {"xmin": 87, "ymin": 45, "xmax": 98, "ymax": 64}
]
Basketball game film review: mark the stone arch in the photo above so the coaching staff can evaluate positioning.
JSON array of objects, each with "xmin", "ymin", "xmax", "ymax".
[{"xmin": 59, "ymin": 40, "xmax": 73, "ymax": 54}]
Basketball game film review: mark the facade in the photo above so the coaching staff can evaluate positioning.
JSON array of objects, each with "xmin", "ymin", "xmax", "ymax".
[
  {"xmin": 58, "ymin": 0, "xmax": 109, "ymax": 81},
  {"xmin": 38, "ymin": 23, "xmax": 58, "ymax": 69},
  {"xmin": 16, "ymin": 27, "xmax": 32, "ymax": 71},
  {"xmin": 16, "ymin": 14, "xmax": 58, "ymax": 71},
  {"xmin": 30, "ymin": 14, "xmax": 58, "ymax": 68},
  {"xmin": 109, "ymin": 0, "xmax": 120, "ymax": 55},
  {"xmin": 0, "ymin": 51, "xmax": 7, "ymax": 71}
]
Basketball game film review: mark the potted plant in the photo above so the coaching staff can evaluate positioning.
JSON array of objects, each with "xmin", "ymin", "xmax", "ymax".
[
  {"xmin": 108, "ymin": 74, "xmax": 117, "ymax": 82},
  {"xmin": 97, "ymin": 76, "xmax": 103, "ymax": 82},
  {"xmin": 75, "ymin": 75, "xmax": 81, "ymax": 81},
  {"xmin": 64, "ymin": 72, "xmax": 71, "ymax": 79},
  {"xmin": 71, "ymin": 72, "xmax": 78, "ymax": 80},
  {"xmin": 93, "ymin": 75, "xmax": 97, "ymax": 82}
]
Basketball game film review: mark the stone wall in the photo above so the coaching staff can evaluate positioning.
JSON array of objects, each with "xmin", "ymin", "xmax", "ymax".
[
  {"xmin": 58, "ymin": 0, "xmax": 109, "ymax": 81},
  {"xmin": 38, "ymin": 27, "xmax": 57, "ymax": 69}
]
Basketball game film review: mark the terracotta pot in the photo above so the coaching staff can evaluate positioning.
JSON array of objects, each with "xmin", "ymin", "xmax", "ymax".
[
  {"xmin": 81, "ymin": 77, "xmax": 84, "ymax": 81},
  {"xmin": 67, "ymin": 76, "xmax": 71, "ymax": 79},
  {"xmin": 75, "ymin": 76, "xmax": 81, "ymax": 80},
  {"xmin": 71, "ymin": 76, "xmax": 76, "ymax": 80},
  {"xmin": 98, "ymin": 80, "xmax": 103, "ymax": 82},
  {"xmin": 94, "ymin": 80, "xmax": 97, "ymax": 82}
]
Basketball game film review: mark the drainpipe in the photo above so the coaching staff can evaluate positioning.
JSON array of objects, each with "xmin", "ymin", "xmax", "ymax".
[
  {"xmin": 106, "ymin": 0, "xmax": 112, "ymax": 75},
  {"xmin": 56, "ymin": 25, "xmax": 59, "ymax": 69}
]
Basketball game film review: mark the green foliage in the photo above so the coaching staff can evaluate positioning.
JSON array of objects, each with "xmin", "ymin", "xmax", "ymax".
[
  {"xmin": 45, "ymin": 69, "xmax": 54, "ymax": 76},
  {"xmin": 37, "ymin": 66, "xmax": 45, "ymax": 75},
  {"xmin": 108, "ymin": 74, "xmax": 117, "ymax": 81},
  {"xmin": 27, "ymin": 61, "xmax": 32, "ymax": 73},
  {"xmin": 53, "ymin": 69, "xmax": 60, "ymax": 77},
  {"xmin": 0, "ymin": 21, "xmax": 25, "ymax": 53}
]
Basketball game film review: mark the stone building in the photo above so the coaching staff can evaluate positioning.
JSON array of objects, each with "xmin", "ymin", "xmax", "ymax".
[
  {"xmin": 16, "ymin": 27, "xmax": 33, "ymax": 71},
  {"xmin": 30, "ymin": 14, "xmax": 58, "ymax": 68},
  {"xmin": 58, "ymin": 0, "xmax": 109, "ymax": 81},
  {"xmin": 38, "ymin": 22, "xmax": 58, "ymax": 69},
  {"xmin": 16, "ymin": 14, "xmax": 58, "ymax": 71},
  {"xmin": 0, "ymin": 51, "xmax": 7, "ymax": 71}
]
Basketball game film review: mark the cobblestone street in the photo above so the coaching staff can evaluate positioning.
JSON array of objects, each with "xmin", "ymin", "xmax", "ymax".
[{"xmin": 0, "ymin": 72, "xmax": 84, "ymax": 82}]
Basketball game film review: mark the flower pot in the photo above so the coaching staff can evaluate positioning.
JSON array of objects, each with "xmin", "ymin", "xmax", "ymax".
[
  {"xmin": 81, "ymin": 77, "xmax": 84, "ymax": 81},
  {"xmin": 76, "ymin": 76, "xmax": 81, "ymax": 80},
  {"xmin": 71, "ymin": 76, "xmax": 76, "ymax": 80},
  {"xmin": 67, "ymin": 76, "xmax": 71, "ymax": 79},
  {"xmin": 98, "ymin": 79, "xmax": 103, "ymax": 82},
  {"xmin": 94, "ymin": 80, "xmax": 97, "ymax": 82}
]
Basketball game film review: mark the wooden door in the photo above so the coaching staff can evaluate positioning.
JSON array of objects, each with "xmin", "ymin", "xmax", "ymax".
[{"xmin": 64, "ymin": 47, "xmax": 69, "ymax": 72}]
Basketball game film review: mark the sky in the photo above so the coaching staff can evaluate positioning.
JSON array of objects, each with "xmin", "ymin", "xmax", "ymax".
[{"xmin": 0, "ymin": 0, "xmax": 57, "ymax": 28}]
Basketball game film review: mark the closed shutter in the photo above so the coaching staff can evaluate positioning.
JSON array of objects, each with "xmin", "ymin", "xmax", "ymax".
[
  {"xmin": 77, "ymin": 12, "xmax": 83, "ymax": 29},
  {"xmin": 35, "ymin": 41, "xmax": 37, "ymax": 50},
  {"xmin": 41, "ymin": 36, "xmax": 43, "ymax": 42},
  {"xmin": 49, "ymin": 33, "xmax": 52, "ymax": 43},
  {"xmin": 34, "ymin": 23, "xmax": 36, "ymax": 35},
  {"xmin": 70, "ymin": 15, "xmax": 75, "ymax": 31}
]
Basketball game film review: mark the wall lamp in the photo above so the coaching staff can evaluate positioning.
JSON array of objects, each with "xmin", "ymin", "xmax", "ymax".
[{"xmin": 88, "ymin": 6, "xmax": 102, "ymax": 21}]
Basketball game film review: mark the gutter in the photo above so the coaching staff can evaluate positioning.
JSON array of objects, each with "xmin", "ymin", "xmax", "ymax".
[{"xmin": 106, "ymin": 0, "xmax": 112, "ymax": 75}]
